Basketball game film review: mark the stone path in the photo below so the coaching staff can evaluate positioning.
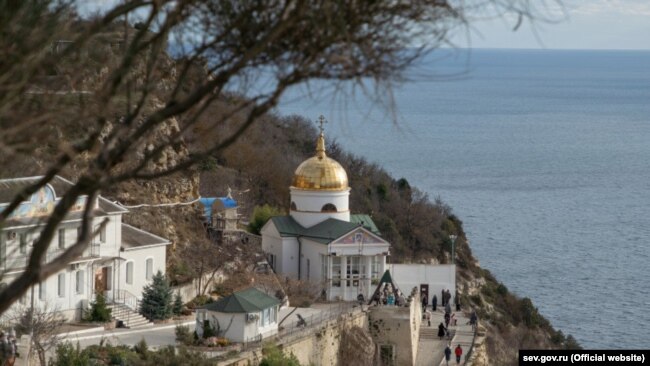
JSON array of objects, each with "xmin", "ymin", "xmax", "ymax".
[{"xmin": 414, "ymin": 308, "xmax": 475, "ymax": 366}]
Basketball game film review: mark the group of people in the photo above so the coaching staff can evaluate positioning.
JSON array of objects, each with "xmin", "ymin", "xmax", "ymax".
[
  {"xmin": 426, "ymin": 288, "xmax": 459, "ymax": 313},
  {"xmin": 444, "ymin": 343, "xmax": 463, "ymax": 365},
  {"xmin": 0, "ymin": 331, "xmax": 18, "ymax": 366},
  {"xmin": 371, "ymin": 283, "xmax": 406, "ymax": 307}
]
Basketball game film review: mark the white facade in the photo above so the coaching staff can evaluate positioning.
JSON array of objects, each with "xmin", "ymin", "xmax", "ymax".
[
  {"xmin": 196, "ymin": 306, "xmax": 279, "ymax": 343},
  {"xmin": 261, "ymin": 132, "xmax": 390, "ymax": 303},
  {"xmin": 0, "ymin": 176, "xmax": 171, "ymax": 321},
  {"xmin": 262, "ymin": 218, "xmax": 390, "ymax": 302},
  {"xmin": 387, "ymin": 264, "xmax": 456, "ymax": 305},
  {"xmin": 289, "ymin": 187, "xmax": 350, "ymax": 227}
]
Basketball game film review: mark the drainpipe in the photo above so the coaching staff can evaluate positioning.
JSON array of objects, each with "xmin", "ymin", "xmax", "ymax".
[{"xmin": 297, "ymin": 236, "xmax": 303, "ymax": 280}]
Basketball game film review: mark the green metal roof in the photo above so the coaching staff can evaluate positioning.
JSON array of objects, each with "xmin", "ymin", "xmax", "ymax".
[
  {"xmin": 271, "ymin": 215, "xmax": 381, "ymax": 244},
  {"xmin": 269, "ymin": 215, "xmax": 381, "ymax": 244},
  {"xmin": 202, "ymin": 287, "xmax": 280, "ymax": 313},
  {"xmin": 350, "ymin": 214, "xmax": 381, "ymax": 235}
]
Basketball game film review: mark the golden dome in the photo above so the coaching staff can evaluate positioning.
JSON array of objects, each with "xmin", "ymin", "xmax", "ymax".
[{"xmin": 292, "ymin": 133, "xmax": 349, "ymax": 191}]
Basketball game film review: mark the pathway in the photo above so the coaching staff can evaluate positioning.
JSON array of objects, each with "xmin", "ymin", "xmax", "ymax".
[{"xmin": 414, "ymin": 308, "xmax": 474, "ymax": 366}]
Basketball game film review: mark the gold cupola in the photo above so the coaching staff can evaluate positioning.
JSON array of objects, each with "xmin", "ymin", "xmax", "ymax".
[{"xmin": 292, "ymin": 132, "xmax": 349, "ymax": 191}]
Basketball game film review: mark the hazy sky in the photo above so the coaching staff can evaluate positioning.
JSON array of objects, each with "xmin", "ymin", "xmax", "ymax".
[
  {"xmin": 454, "ymin": 0, "xmax": 650, "ymax": 50},
  {"xmin": 80, "ymin": 0, "xmax": 650, "ymax": 50}
]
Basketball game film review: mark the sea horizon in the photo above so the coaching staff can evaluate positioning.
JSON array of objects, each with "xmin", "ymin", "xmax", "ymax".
[{"xmin": 275, "ymin": 48, "xmax": 650, "ymax": 348}]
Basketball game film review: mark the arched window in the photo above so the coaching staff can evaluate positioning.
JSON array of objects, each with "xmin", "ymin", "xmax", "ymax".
[
  {"xmin": 145, "ymin": 258, "xmax": 154, "ymax": 280},
  {"xmin": 290, "ymin": 201, "xmax": 297, "ymax": 211},
  {"xmin": 321, "ymin": 203, "xmax": 337, "ymax": 212}
]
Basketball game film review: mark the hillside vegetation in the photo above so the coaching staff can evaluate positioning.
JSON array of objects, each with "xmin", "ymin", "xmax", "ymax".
[
  {"xmin": 2, "ymin": 18, "xmax": 579, "ymax": 365},
  {"xmin": 193, "ymin": 111, "xmax": 581, "ymax": 364}
]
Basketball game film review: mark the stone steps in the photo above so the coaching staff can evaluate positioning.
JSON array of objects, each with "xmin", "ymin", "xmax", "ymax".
[{"xmin": 108, "ymin": 304, "xmax": 153, "ymax": 329}]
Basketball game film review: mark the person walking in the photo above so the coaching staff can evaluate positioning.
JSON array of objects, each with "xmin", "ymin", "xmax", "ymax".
[
  {"xmin": 5, "ymin": 333, "xmax": 16, "ymax": 366},
  {"xmin": 441, "ymin": 289, "xmax": 446, "ymax": 306},
  {"xmin": 421, "ymin": 293, "xmax": 428, "ymax": 310},
  {"xmin": 432, "ymin": 294, "xmax": 438, "ymax": 311},
  {"xmin": 444, "ymin": 311, "xmax": 451, "ymax": 328},
  {"xmin": 437, "ymin": 322, "xmax": 447, "ymax": 340},
  {"xmin": 425, "ymin": 309, "xmax": 432, "ymax": 327},
  {"xmin": 470, "ymin": 310, "xmax": 478, "ymax": 331},
  {"xmin": 445, "ymin": 301, "xmax": 452, "ymax": 315},
  {"xmin": 455, "ymin": 344, "xmax": 463, "ymax": 364},
  {"xmin": 444, "ymin": 344, "xmax": 452, "ymax": 366}
]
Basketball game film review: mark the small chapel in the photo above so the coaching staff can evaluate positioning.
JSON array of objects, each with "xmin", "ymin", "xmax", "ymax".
[{"xmin": 261, "ymin": 117, "xmax": 390, "ymax": 302}]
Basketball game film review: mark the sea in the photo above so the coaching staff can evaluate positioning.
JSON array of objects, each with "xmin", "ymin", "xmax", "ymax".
[{"xmin": 273, "ymin": 49, "xmax": 650, "ymax": 349}]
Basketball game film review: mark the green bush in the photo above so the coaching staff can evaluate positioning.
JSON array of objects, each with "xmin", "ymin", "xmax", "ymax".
[
  {"xmin": 248, "ymin": 204, "xmax": 284, "ymax": 235},
  {"xmin": 140, "ymin": 271, "xmax": 173, "ymax": 320},
  {"xmin": 85, "ymin": 293, "xmax": 112, "ymax": 323},
  {"xmin": 50, "ymin": 343, "xmax": 89, "ymax": 366},
  {"xmin": 175, "ymin": 325, "xmax": 194, "ymax": 346},
  {"xmin": 259, "ymin": 343, "xmax": 300, "ymax": 366},
  {"xmin": 520, "ymin": 297, "xmax": 541, "ymax": 327},
  {"xmin": 133, "ymin": 337, "xmax": 149, "ymax": 357},
  {"xmin": 202, "ymin": 321, "xmax": 216, "ymax": 338}
]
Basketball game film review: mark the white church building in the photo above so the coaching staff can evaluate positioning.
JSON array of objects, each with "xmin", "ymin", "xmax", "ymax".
[
  {"xmin": 261, "ymin": 125, "xmax": 390, "ymax": 302},
  {"xmin": 0, "ymin": 176, "xmax": 170, "ymax": 323}
]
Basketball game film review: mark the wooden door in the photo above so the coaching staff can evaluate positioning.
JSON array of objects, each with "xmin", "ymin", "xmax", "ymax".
[{"xmin": 95, "ymin": 267, "xmax": 108, "ymax": 293}]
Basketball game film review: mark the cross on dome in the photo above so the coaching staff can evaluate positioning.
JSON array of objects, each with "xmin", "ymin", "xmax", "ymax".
[{"xmin": 317, "ymin": 115, "xmax": 327, "ymax": 134}]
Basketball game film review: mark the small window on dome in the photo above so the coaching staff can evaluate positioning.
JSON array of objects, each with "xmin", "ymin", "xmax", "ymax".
[
  {"xmin": 321, "ymin": 203, "xmax": 337, "ymax": 212},
  {"xmin": 290, "ymin": 202, "xmax": 297, "ymax": 211}
]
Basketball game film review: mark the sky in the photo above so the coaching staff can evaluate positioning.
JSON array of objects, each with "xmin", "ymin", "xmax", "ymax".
[
  {"xmin": 452, "ymin": 0, "xmax": 650, "ymax": 50},
  {"xmin": 79, "ymin": 0, "xmax": 650, "ymax": 50}
]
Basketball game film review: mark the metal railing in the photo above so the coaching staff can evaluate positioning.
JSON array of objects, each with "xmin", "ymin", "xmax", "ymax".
[
  {"xmin": 464, "ymin": 320, "xmax": 479, "ymax": 364},
  {"xmin": 241, "ymin": 302, "xmax": 360, "ymax": 351},
  {"xmin": 112, "ymin": 289, "xmax": 140, "ymax": 312}
]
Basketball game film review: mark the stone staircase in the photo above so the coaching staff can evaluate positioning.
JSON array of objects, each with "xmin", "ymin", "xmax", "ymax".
[
  {"xmin": 420, "ymin": 325, "xmax": 441, "ymax": 340},
  {"xmin": 108, "ymin": 303, "xmax": 153, "ymax": 329}
]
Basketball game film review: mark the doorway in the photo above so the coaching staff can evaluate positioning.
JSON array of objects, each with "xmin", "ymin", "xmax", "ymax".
[{"xmin": 419, "ymin": 284, "xmax": 429, "ymax": 305}]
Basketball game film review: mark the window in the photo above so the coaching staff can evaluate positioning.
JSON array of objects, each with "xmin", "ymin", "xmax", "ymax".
[
  {"xmin": 39, "ymin": 282, "xmax": 46, "ymax": 301},
  {"xmin": 94, "ymin": 225, "xmax": 106, "ymax": 243},
  {"xmin": 57, "ymin": 273, "xmax": 65, "ymax": 297},
  {"xmin": 290, "ymin": 201, "xmax": 297, "ymax": 211},
  {"xmin": 76, "ymin": 270, "xmax": 84, "ymax": 294},
  {"xmin": 331, "ymin": 256, "xmax": 341, "ymax": 287},
  {"xmin": 58, "ymin": 228, "xmax": 65, "ymax": 249},
  {"xmin": 145, "ymin": 258, "xmax": 153, "ymax": 280},
  {"xmin": 321, "ymin": 255, "xmax": 328, "ymax": 281},
  {"xmin": 321, "ymin": 203, "xmax": 337, "ymax": 212},
  {"xmin": 19, "ymin": 233, "xmax": 27, "ymax": 254},
  {"xmin": 346, "ymin": 256, "xmax": 360, "ymax": 287},
  {"xmin": 371, "ymin": 256, "xmax": 380, "ymax": 282},
  {"xmin": 380, "ymin": 345, "xmax": 395, "ymax": 366},
  {"xmin": 126, "ymin": 262, "xmax": 134, "ymax": 285},
  {"xmin": 261, "ymin": 308, "xmax": 271, "ymax": 326}
]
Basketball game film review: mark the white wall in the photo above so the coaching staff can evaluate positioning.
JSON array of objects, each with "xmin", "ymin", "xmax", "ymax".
[
  {"xmin": 387, "ymin": 264, "xmax": 456, "ymax": 304},
  {"xmin": 299, "ymin": 239, "xmax": 328, "ymax": 281},
  {"xmin": 119, "ymin": 245, "xmax": 167, "ymax": 299},
  {"xmin": 199, "ymin": 305, "xmax": 279, "ymax": 343},
  {"xmin": 290, "ymin": 188, "xmax": 350, "ymax": 228},
  {"xmin": 2, "ymin": 262, "xmax": 97, "ymax": 321}
]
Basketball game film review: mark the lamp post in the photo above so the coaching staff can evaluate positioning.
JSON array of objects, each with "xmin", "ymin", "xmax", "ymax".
[{"xmin": 449, "ymin": 234, "xmax": 457, "ymax": 265}]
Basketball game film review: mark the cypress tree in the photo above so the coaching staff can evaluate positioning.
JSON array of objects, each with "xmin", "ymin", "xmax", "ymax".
[
  {"xmin": 140, "ymin": 271, "xmax": 173, "ymax": 320},
  {"xmin": 173, "ymin": 292, "xmax": 184, "ymax": 316}
]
